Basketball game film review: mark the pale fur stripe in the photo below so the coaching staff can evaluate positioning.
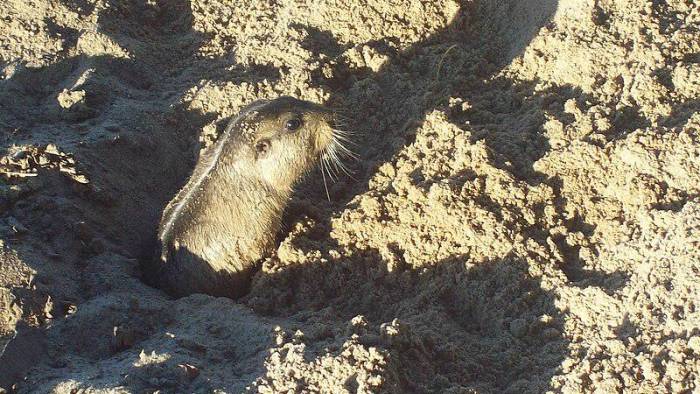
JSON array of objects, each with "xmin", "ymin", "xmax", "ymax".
[{"xmin": 159, "ymin": 101, "xmax": 268, "ymax": 241}]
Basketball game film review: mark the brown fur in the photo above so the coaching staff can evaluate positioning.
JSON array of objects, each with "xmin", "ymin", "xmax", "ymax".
[{"xmin": 148, "ymin": 97, "xmax": 335, "ymax": 298}]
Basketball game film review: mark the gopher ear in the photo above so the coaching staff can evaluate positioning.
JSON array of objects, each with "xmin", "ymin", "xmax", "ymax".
[{"xmin": 255, "ymin": 139, "xmax": 271, "ymax": 158}]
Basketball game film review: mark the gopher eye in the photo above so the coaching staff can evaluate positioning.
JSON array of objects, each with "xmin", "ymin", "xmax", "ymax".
[
  {"xmin": 255, "ymin": 139, "xmax": 271, "ymax": 157},
  {"xmin": 285, "ymin": 117, "xmax": 302, "ymax": 131}
]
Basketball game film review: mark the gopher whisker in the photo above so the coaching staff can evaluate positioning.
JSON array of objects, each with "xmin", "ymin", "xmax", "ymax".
[
  {"xmin": 321, "ymin": 152, "xmax": 339, "ymax": 181},
  {"xmin": 319, "ymin": 125, "xmax": 358, "ymax": 186},
  {"xmin": 332, "ymin": 132, "xmax": 359, "ymax": 146},
  {"xmin": 327, "ymin": 144, "xmax": 356, "ymax": 180},
  {"xmin": 334, "ymin": 140, "xmax": 359, "ymax": 159},
  {"xmin": 332, "ymin": 128, "xmax": 357, "ymax": 137},
  {"xmin": 320, "ymin": 155, "xmax": 331, "ymax": 201}
]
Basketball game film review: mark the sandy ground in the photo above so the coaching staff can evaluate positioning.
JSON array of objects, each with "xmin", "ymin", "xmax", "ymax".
[{"xmin": 0, "ymin": 0, "xmax": 699, "ymax": 392}]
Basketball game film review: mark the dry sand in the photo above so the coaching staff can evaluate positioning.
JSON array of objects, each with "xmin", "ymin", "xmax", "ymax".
[{"xmin": 0, "ymin": 0, "xmax": 699, "ymax": 392}]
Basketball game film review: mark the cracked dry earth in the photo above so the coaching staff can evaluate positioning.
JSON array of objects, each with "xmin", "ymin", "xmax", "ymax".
[{"xmin": 1, "ymin": 0, "xmax": 699, "ymax": 392}]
